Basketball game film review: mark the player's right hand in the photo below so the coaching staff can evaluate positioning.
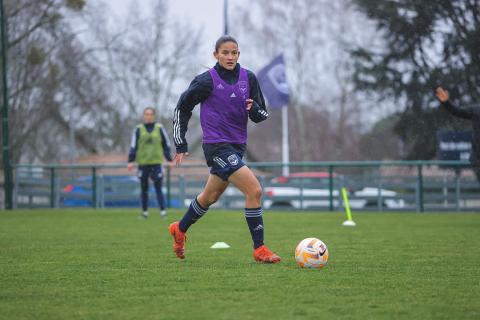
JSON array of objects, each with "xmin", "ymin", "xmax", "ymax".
[
  {"xmin": 127, "ymin": 162, "xmax": 135, "ymax": 171},
  {"xmin": 174, "ymin": 152, "xmax": 188, "ymax": 166},
  {"xmin": 435, "ymin": 87, "xmax": 449, "ymax": 103}
]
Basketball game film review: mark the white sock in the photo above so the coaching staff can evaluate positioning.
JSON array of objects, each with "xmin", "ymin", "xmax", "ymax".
[
  {"xmin": 160, "ymin": 210, "xmax": 167, "ymax": 216},
  {"xmin": 143, "ymin": 211, "xmax": 149, "ymax": 217}
]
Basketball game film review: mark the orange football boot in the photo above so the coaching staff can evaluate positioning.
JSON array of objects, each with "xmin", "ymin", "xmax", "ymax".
[
  {"xmin": 253, "ymin": 245, "xmax": 281, "ymax": 263},
  {"xmin": 169, "ymin": 221, "xmax": 186, "ymax": 259}
]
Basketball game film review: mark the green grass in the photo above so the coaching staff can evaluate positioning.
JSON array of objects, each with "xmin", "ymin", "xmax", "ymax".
[{"xmin": 0, "ymin": 209, "xmax": 479, "ymax": 320}]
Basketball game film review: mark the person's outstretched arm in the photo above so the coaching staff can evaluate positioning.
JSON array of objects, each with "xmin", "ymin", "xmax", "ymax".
[{"xmin": 436, "ymin": 87, "xmax": 474, "ymax": 120}]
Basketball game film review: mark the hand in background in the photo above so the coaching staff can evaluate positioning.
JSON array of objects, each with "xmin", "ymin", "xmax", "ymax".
[{"xmin": 436, "ymin": 87, "xmax": 449, "ymax": 103}]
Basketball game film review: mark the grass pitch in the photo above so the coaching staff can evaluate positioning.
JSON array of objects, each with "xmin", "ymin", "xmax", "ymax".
[{"xmin": 1, "ymin": 209, "xmax": 479, "ymax": 320}]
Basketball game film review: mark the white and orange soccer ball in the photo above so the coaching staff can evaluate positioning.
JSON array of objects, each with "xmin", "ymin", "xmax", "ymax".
[{"xmin": 294, "ymin": 238, "xmax": 329, "ymax": 269}]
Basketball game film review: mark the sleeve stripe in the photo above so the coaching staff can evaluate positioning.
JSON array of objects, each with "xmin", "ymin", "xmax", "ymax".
[
  {"xmin": 176, "ymin": 109, "xmax": 183, "ymax": 145},
  {"xmin": 173, "ymin": 109, "xmax": 178, "ymax": 144},
  {"xmin": 130, "ymin": 128, "xmax": 138, "ymax": 148},
  {"xmin": 173, "ymin": 109, "xmax": 182, "ymax": 145}
]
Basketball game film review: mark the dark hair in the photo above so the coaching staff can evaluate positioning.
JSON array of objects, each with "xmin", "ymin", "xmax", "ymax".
[
  {"xmin": 143, "ymin": 107, "xmax": 155, "ymax": 115},
  {"xmin": 215, "ymin": 35, "xmax": 238, "ymax": 52}
]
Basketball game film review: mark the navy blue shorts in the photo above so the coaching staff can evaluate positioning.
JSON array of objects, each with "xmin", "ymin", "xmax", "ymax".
[
  {"xmin": 202, "ymin": 143, "xmax": 246, "ymax": 181},
  {"xmin": 138, "ymin": 164, "xmax": 163, "ymax": 183}
]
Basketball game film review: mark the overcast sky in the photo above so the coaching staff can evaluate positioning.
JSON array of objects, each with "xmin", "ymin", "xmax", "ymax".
[{"xmin": 101, "ymin": 0, "xmax": 235, "ymax": 65}]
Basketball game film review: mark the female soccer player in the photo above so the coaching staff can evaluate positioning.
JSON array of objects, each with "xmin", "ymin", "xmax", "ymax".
[
  {"xmin": 436, "ymin": 87, "xmax": 480, "ymax": 183},
  {"xmin": 170, "ymin": 35, "xmax": 281, "ymax": 263},
  {"xmin": 128, "ymin": 107, "xmax": 173, "ymax": 219}
]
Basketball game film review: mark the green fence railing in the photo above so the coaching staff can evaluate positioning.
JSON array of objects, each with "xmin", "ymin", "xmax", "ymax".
[{"xmin": 11, "ymin": 160, "xmax": 478, "ymax": 212}]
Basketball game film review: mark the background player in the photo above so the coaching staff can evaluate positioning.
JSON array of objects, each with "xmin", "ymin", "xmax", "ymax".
[
  {"xmin": 436, "ymin": 87, "xmax": 480, "ymax": 183},
  {"xmin": 128, "ymin": 107, "xmax": 173, "ymax": 218}
]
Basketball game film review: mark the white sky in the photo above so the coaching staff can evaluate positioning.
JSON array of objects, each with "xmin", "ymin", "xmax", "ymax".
[
  {"xmin": 101, "ymin": 0, "xmax": 235, "ymax": 65},
  {"xmin": 95, "ymin": 0, "xmax": 395, "ymax": 127}
]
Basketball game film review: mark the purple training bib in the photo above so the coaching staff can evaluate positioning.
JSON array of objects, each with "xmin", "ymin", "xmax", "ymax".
[{"xmin": 200, "ymin": 67, "xmax": 250, "ymax": 144}]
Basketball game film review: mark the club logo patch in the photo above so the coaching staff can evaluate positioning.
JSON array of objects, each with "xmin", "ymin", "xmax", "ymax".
[
  {"xmin": 227, "ymin": 154, "xmax": 238, "ymax": 166},
  {"xmin": 238, "ymin": 81, "xmax": 248, "ymax": 93}
]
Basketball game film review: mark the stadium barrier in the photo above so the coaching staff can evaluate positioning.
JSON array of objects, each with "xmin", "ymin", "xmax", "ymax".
[{"xmin": 11, "ymin": 160, "xmax": 479, "ymax": 212}]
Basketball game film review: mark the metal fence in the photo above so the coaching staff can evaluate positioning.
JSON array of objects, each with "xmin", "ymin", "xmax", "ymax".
[{"xmin": 11, "ymin": 160, "xmax": 480, "ymax": 212}]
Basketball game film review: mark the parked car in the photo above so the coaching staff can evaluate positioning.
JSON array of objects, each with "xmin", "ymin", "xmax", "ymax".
[
  {"xmin": 62, "ymin": 175, "xmax": 180, "ymax": 208},
  {"xmin": 262, "ymin": 172, "xmax": 405, "ymax": 209}
]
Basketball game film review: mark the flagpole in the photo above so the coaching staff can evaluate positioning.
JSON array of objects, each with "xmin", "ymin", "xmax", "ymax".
[
  {"xmin": 281, "ymin": 105, "xmax": 289, "ymax": 176},
  {"xmin": 256, "ymin": 53, "xmax": 289, "ymax": 176},
  {"xmin": 223, "ymin": 0, "xmax": 229, "ymax": 35}
]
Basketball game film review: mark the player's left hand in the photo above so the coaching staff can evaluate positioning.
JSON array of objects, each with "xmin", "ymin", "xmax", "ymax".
[
  {"xmin": 246, "ymin": 99, "xmax": 253, "ymax": 110},
  {"xmin": 174, "ymin": 152, "xmax": 188, "ymax": 167}
]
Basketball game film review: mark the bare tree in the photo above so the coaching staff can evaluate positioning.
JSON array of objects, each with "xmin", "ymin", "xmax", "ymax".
[
  {"xmin": 0, "ymin": 0, "xmax": 204, "ymax": 165},
  {"xmin": 233, "ymin": 0, "xmax": 380, "ymax": 161},
  {"xmin": 91, "ymin": 0, "xmax": 203, "ymax": 150},
  {"xmin": 1, "ymin": 0, "xmax": 115, "ymax": 164}
]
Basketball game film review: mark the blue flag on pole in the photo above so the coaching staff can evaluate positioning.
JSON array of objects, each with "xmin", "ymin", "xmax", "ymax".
[{"xmin": 257, "ymin": 54, "xmax": 289, "ymax": 109}]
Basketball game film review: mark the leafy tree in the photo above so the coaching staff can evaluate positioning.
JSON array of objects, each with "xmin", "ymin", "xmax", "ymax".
[
  {"xmin": 352, "ymin": 0, "xmax": 479, "ymax": 159},
  {"xmin": 358, "ymin": 113, "xmax": 403, "ymax": 160}
]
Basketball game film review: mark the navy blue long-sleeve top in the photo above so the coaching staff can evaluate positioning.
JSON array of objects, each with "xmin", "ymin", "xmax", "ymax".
[
  {"xmin": 442, "ymin": 101, "xmax": 480, "ymax": 164},
  {"xmin": 128, "ymin": 123, "xmax": 173, "ymax": 163},
  {"xmin": 173, "ymin": 63, "xmax": 269, "ymax": 153}
]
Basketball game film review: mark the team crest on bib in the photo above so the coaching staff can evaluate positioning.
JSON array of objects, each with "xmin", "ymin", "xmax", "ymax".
[
  {"xmin": 238, "ymin": 81, "xmax": 248, "ymax": 93},
  {"xmin": 227, "ymin": 154, "xmax": 238, "ymax": 166}
]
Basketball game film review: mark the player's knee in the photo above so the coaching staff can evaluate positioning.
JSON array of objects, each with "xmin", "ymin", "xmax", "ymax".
[
  {"xmin": 199, "ymin": 191, "xmax": 222, "ymax": 207},
  {"xmin": 208, "ymin": 190, "xmax": 223, "ymax": 205},
  {"xmin": 246, "ymin": 185, "xmax": 262, "ymax": 201}
]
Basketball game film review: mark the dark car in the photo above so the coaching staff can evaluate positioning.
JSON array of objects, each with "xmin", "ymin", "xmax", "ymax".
[{"xmin": 61, "ymin": 175, "xmax": 179, "ymax": 208}]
